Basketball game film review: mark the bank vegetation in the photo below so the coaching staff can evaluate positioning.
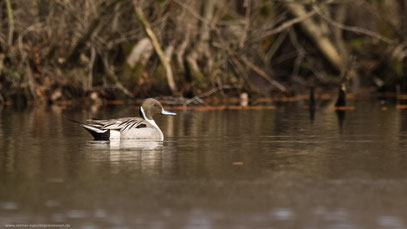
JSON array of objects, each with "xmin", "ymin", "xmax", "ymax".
[{"xmin": 0, "ymin": 0, "xmax": 406, "ymax": 105}]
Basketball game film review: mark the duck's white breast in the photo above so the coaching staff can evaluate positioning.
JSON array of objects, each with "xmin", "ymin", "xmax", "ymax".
[{"xmin": 109, "ymin": 129, "xmax": 121, "ymax": 140}]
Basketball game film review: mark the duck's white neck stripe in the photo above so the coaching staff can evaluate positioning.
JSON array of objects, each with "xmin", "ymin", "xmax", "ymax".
[
  {"xmin": 140, "ymin": 106, "xmax": 164, "ymax": 140},
  {"xmin": 140, "ymin": 106, "xmax": 147, "ymax": 120}
]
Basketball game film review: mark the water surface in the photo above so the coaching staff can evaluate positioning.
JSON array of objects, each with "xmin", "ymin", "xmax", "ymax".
[{"xmin": 1, "ymin": 100, "xmax": 407, "ymax": 229}]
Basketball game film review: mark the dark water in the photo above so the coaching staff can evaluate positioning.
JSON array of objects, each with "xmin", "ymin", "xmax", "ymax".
[{"xmin": 1, "ymin": 100, "xmax": 407, "ymax": 229}]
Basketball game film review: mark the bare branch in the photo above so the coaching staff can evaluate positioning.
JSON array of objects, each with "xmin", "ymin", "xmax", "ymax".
[
  {"xmin": 239, "ymin": 56, "xmax": 287, "ymax": 92},
  {"xmin": 312, "ymin": 5, "xmax": 394, "ymax": 44},
  {"xmin": 185, "ymin": 88, "xmax": 218, "ymax": 105},
  {"xmin": 134, "ymin": 6, "xmax": 178, "ymax": 93},
  {"xmin": 5, "ymin": 0, "xmax": 14, "ymax": 46},
  {"xmin": 255, "ymin": 8, "xmax": 317, "ymax": 41}
]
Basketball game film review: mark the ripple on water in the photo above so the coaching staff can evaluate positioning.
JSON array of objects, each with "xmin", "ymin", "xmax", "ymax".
[
  {"xmin": 378, "ymin": 216, "xmax": 405, "ymax": 228},
  {"xmin": 52, "ymin": 213, "xmax": 65, "ymax": 222},
  {"xmin": 313, "ymin": 207, "xmax": 350, "ymax": 222},
  {"xmin": 1, "ymin": 202, "xmax": 18, "ymax": 210},
  {"xmin": 271, "ymin": 208, "xmax": 295, "ymax": 221},
  {"xmin": 66, "ymin": 210, "xmax": 87, "ymax": 218},
  {"xmin": 161, "ymin": 208, "xmax": 172, "ymax": 217},
  {"xmin": 327, "ymin": 223, "xmax": 355, "ymax": 229},
  {"xmin": 185, "ymin": 209, "xmax": 212, "ymax": 229},
  {"xmin": 79, "ymin": 224, "xmax": 98, "ymax": 229},
  {"xmin": 109, "ymin": 226, "xmax": 129, "ymax": 229},
  {"xmin": 45, "ymin": 200, "xmax": 59, "ymax": 208},
  {"xmin": 94, "ymin": 209, "xmax": 107, "ymax": 218}
]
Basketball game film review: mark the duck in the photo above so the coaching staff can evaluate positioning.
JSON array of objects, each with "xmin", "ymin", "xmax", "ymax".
[{"xmin": 71, "ymin": 98, "xmax": 176, "ymax": 141}]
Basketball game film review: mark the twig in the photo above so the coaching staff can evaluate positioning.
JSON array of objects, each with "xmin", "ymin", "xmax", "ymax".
[
  {"xmin": 185, "ymin": 87, "xmax": 219, "ymax": 105},
  {"xmin": 256, "ymin": 8, "xmax": 317, "ymax": 41},
  {"xmin": 288, "ymin": 29, "xmax": 306, "ymax": 77},
  {"xmin": 65, "ymin": 17, "xmax": 101, "ymax": 65},
  {"xmin": 65, "ymin": 0, "xmax": 123, "ymax": 66},
  {"xmin": 101, "ymin": 54, "xmax": 135, "ymax": 98},
  {"xmin": 0, "ymin": 54, "xmax": 4, "ymax": 75},
  {"xmin": 134, "ymin": 5, "xmax": 178, "ymax": 93},
  {"xmin": 0, "ymin": 92, "xmax": 4, "ymax": 105},
  {"xmin": 284, "ymin": 2, "xmax": 343, "ymax": 71},
  {"xmin": 239, "ymin": 0, "xmax": 251, "ymax": 48},
  {"xmin": 266, "ymin": 30, "xmax": 288, "ymax": 61},
  {"xmin": 172, "ymin": 0, "xmax": 229, "ymax": 52},
  {"xmin": 340, "ymin": 55, "xmax": 356, "ymax": 84},
  {"xmin": 88, "ymin": 47, "xmax": 96, "ymax": 91},
  {"xmin": 312, "ymin": 5, "xmax": 394, "ymax": 44},
  {"xmin": 239, "ymin": 56, "xmax": 287, "ymax": 92},
  {"xmin": 25, "ymin": 64, "xmax": 38, "ymax": 99},
  {"xmin": 17, "ymin": 24, "xmax": 43, "ymax": 100},
  {"xmin": 173, "ymin": 0, "xmax": 212, "ymax": 28},
  {"xmin": 230, "ymin": 56, "xmax": 254, "ymax": 91},
  {"xmin": 176, "ymin": 29, "xmax": 190, "ymax": 70},
  {"xmin": 6, "ymin": 0, "xmax": 14, "ymax": 46}
]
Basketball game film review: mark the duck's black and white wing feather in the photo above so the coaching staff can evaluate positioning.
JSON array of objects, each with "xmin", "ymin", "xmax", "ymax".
[{"xmin": 82, "ymin": 117, "xmax": 148, "ymax": 140}]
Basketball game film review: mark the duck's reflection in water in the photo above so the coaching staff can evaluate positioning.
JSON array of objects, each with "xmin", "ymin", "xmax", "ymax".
[
  {"xmin": 108, "ymin": 140, "xmax": 163, "ymax": 150},
  {"xmin": 87, "ymin": 140, "xmax": 167, "ymax": 176}
]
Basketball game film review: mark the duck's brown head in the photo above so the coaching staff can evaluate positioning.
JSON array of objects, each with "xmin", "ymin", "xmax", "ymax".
[{"xmin": 140, "ymin": 98, "xmax": 176, "ymax": 120}]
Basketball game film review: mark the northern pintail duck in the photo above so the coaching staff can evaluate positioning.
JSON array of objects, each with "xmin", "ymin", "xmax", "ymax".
[{"xmin": 75, "ymin": 98, "xmax": 175, "ymax": 141}]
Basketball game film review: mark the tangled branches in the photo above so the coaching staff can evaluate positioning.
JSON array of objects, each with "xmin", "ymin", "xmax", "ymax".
[{"xmin": 0, "ymin": 0, "xmax": 405, "ymax": 104}]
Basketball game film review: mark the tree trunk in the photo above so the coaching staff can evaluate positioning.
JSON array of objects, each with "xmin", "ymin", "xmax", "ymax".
[
  {"xmin": 197, "ymin": 0, "xmax": 215, "ymax": 76},
  {"xmin": 126, "ymin": 38, "xmax": 153, "ymax": 68},
  {"xmin": 284, "ymin": 2, "xmax": 344, "ymax": 72},
  {"xmin": 5, "ymin": 0, "xmax": 14, "ymax": 46},
  {"xmin": 332, "ymin": 3, "xmax": 347, "ymax": 64},
  {"xmin": 134, "ymin": 6, "xmax": 178, "ymax": 93},
  {"xmin": 176, "ymin": 29, "xmax": 190, "ymax": 71}
]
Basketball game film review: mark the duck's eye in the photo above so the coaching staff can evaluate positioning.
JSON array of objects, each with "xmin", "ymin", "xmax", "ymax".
[{"xmin": 154, "ymin": 104, "xmax": 157, "ymax": 107}]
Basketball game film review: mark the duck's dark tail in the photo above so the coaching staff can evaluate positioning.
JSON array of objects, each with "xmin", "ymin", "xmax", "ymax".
[
  {"xmin": 63, "ymin": 114, "xmax": 83, "ymax": 125},
  {"xmin": 63, "ymin": 114, "xmax": 110, "ymax": 140}
]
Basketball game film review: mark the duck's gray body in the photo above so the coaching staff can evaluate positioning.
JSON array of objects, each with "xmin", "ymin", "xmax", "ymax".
[
  {"xmin": 74, "ymin": 98, "xmax": 175, "ymax": 141},
  {"xmin": 82, "ymin": 117, "xmax": 163, "ymax": 141}
]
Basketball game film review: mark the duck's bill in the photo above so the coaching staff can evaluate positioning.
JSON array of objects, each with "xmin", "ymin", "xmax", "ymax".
[{"xmin": 161, "ymin": 109, "xmax": 176, "ymax": 116}]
